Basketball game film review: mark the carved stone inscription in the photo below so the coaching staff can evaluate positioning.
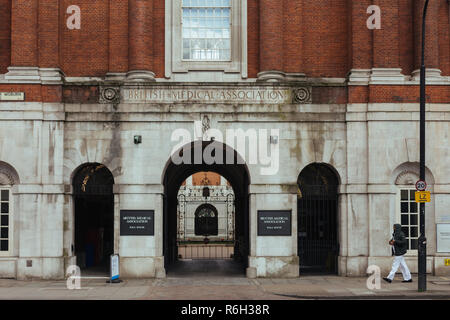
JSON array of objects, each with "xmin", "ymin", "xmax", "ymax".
[{"xmin": 122, "ymin": 87, "xmax": 306, "ymax": 104}]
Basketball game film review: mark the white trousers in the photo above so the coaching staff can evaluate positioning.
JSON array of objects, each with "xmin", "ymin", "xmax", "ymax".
[{"xmin": 387, "ymin": 255, "xmax": 412, "ymax": 281}]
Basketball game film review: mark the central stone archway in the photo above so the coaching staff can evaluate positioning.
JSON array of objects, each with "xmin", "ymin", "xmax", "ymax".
[{"xmin": 162, "ymin": 140, "xmax": 251, "ymax": 275}]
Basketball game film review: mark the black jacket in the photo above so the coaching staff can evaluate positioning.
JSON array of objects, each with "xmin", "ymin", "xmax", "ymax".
[{"xmin": 391, "ymin": 224, "xmax": 407, "ymax": 256}]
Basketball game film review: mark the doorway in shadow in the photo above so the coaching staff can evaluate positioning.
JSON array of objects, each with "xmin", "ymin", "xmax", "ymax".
[{"xmin": 73, "ymin": 163, "xmax": 114, "ymax": 276}]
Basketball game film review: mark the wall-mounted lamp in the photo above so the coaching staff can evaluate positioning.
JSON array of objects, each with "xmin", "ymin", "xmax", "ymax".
[{"xmin": 134, "ymin": 135, "xmax": 142, "ymax": 144}]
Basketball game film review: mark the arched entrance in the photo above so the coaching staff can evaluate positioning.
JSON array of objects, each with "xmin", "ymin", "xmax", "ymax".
[
  {"xmin": 163, "ymin": 141, "xmax": 250, "ymax": 276},
  {"xmin": 297, "ymin": 163, "xmax": 339, "ymax": 274},
  {"xmin": 194, "ymin": 203, "xmax": 219, "ymax": 236},
  {"xmin": 72, "ymin": 163, "xmax": 114, "ymax": 274}
]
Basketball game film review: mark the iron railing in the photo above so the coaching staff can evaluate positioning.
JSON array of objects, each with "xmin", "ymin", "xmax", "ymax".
[
  {"xmin": 177, "ymin": 242, "xmax": 234, "ymax": 260},
  {"xmin": 298, "ymin": 184, "xmax": 339, "ymax": 274}
]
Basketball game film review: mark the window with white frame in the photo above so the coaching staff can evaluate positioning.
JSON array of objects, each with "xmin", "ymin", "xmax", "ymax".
[
  {"xmin": 182, "ymin": 0, "xmax": 231, "ymax": 61},
  {"xmin": 399, "ymin": 188, "xmax": 419, "ymax": 251},
  {"xmin": 165, "ymin": 0, "xmax": 247, "ymax": 80},
  {"xmin": 0, "ymin": 188, "xmax": 10, "ymax": 253}
]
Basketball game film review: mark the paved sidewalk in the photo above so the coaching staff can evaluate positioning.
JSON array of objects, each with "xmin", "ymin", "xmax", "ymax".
[{"xmin": 0, "ymin": 274, "xmax": 448, "ymax": 300}]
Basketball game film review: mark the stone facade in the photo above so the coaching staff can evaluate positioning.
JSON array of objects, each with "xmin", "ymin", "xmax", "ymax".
[{"xmin": 0, "ymin": 1, "xmax": 449, "ymax": 279}]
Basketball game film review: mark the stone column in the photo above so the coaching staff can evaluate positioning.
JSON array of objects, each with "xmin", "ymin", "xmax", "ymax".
[
  {"xmin": 257, "ymin": 0, "xmax": 285, "ymax": 81},
  {"xmin": 370, "ymin": 0, "xmax": 404, "ymax": 83},
  {"xmin": 127, "ymin": 0, "xmax": 155, "ymax": 81},
  {"xmin": 412, "ymin": 0, "xmax": 441, "ymax": 80},
  {"xmin": 6, "ymin": 0, "xmax": 40, "ymax": 81}
]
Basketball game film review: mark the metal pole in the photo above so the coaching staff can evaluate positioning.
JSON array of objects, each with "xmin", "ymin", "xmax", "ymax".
[{"xmin": 418, "ymin": 0, "xmax": 429, "ymax": 293}]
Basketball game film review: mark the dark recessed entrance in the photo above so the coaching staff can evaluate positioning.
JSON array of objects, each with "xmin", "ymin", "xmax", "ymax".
[
  {"xmin": 297, "ymin": 163, "xmax": 339, "ymax": 275},
  {"xmin": 194, "ymin": 203, "xmax": 219, "ymax": 236},
  {"xmin": 73, "ymin": 163, "xmax": 114, "ymax": 274},
  {"xmin": 163, "ymin": 141, "xmax": 250, "ymax": 276}
]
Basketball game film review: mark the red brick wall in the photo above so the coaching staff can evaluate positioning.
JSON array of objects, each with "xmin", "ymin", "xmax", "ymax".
[
  {"xmin": 259, "ymin": 0, "xmax": 284, "ymax": 72},
  {"xmin": 349, "ymin": 0, "xmax": 373, "ymax": 70},
  {"xmin": 128, "ymin": 0, "xmax": 153, "ymax": 72},
  {"xmin": 0, "ymin": 0, "xmax": 11, "ymax": 73},
  {"xmin": 349, "ymin": 85, "xmax": 450, "ymax": 103},
  {"xmin": 0, "ymin": 84, "xmax": 61, "ymax": 102},
  {"xmin": 414, "ymin": 0, "xmax": 440, "ymax": 70},
  {"xmin": 11, "ymin": 0, "xmax": 38, "ymax": 66},
  {"xmin": 370, "ymin": 85, "xmax": 450, "ymax": 103},
  {"xmin": 109, "ymin": 0, "xmax": 128, "ymax": 73},
  {"xmin": 283, "ymin": 0, "xmax": 302, "ymax": 73},
  {"xmin": 348, "ymin": 86, "xmax": 370, "ymax": 103},
  {"xmin": 312, "ymin": 87, "xmax": 348, "ymax": 104},
  {"xmin": 247, "ymin": 0, "xmax": 259, "ymax": 78},
  {"xmin": 0, "ymin": 1, "xmax": 449, "ymax": 79},
  {"xmin": 301, "ymin": 0, "xmax": 349, "ymax": 78},
  {"xmin": 373, "ymin": 0, "xmax": 400, "ymax": 68},
  {"xmin": 39, "ymin": 0, "xmax": 59, "ymax": 68},
  {"xmin": 60, "ymin": 0, "xmax": 109, "ymax": 77},
  {"xmin": 153, "ymin": 0, "xmax": 165, "ymax": 78},
  {"xmin": 399, "ymin": 0, "xmax": 415, "ymax": 75}
]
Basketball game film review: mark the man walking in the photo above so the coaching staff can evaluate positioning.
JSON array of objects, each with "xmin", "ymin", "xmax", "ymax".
[{"xmin": 383, "ymin": 224, "xmax": 412, "ymax": 283}]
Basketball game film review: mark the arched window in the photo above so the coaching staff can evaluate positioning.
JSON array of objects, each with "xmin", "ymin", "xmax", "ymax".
[
  {"xmin": 0, "ymin": 162, "xmax": 20, "ymax": 256},
  {"xmin": 195, "ymin": 204, "xmax": 218, "ymax": 236}
]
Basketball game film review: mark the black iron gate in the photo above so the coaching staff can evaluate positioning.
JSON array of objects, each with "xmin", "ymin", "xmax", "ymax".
[{"xmin": 297, "ymin": 164, "xmax": 339, "ymax": 274}]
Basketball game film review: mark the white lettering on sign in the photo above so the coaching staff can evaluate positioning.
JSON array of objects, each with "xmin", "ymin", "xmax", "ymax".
[
  {"xmin": 123, "ymin": 216, "xmax": 152, "ymax": 224},
  {"xmin": 261, "ymin": 216, "xmax": 288, "ymax": 223}
]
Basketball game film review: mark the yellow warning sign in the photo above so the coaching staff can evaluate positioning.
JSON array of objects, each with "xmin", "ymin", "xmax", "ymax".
[
  {"xmin": 445, "ymin": 259, "xmax": 450, "ymax": 266},
  {"xmin": 415, "ymin": 191, "xmax": 431, "ymax": 203}
]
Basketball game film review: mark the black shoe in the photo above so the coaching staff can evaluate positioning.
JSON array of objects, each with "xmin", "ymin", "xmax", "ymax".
[
  {"xmin": 402, "ymin": 279, "xmax": 413, "ymax": 283},
  {"xmin": 383, "ymin": 277, "xmax": 392, "ymax": 283}
]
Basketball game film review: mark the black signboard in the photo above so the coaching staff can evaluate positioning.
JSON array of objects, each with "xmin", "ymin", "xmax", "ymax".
[
  {"xmin": 120, "ymin": 210, "xmax": 154, "ymax": 236},
  {"xmin": 257, "ymin": 210, "xmax": 291, "ymax": 236}
]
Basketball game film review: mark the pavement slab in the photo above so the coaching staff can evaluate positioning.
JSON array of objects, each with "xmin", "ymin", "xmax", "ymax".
[{"xmin": 0, "ymin": 274, "xmax": 448, "ymax": 300}]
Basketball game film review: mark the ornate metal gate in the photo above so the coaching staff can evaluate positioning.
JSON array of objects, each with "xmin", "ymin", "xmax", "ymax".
[
  {"xmin": 297, "ymin": 164, "xmax": 339, "ymax": 274},
  {"xmin": 176, "ymin": 189, "xmax": 235, "ymax": 260}
]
